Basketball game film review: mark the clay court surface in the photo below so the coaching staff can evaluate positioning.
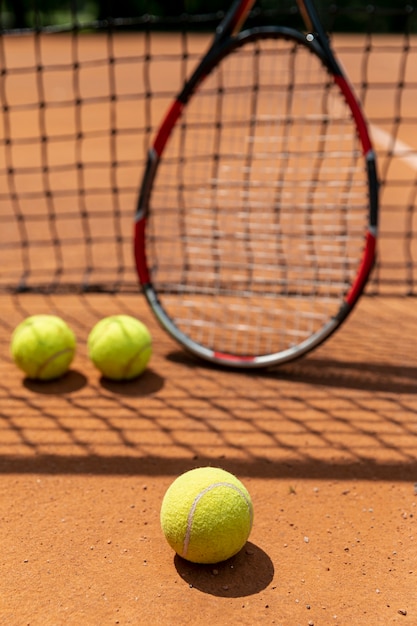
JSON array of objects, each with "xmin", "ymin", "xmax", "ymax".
[{"xmin": 0, "ymin": 30, "xmax": 417, "ymax": 625}]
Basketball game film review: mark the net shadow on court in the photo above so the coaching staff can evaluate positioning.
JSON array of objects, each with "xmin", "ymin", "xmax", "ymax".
[
  {"xmin": 0, "ymin": 293, "xmax": 416, "ymax": 483},
  {"xmin": 1, "ymin": 6, "xmax": 417, "ymax": 483}
]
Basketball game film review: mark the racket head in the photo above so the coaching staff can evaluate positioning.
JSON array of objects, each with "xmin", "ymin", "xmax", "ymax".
[{"xmin": 134, "ymin": 26, "xmax": 378, "ymax": 368}]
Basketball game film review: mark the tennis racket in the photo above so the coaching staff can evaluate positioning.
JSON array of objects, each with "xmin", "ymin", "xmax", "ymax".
[{"xmin": 134, "ymin": 0, "xmax": 378, "ymax": 368}]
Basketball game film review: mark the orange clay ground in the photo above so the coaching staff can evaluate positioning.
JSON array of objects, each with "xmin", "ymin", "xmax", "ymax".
[
  {"xmin": 1, "ymin": 28, "xmax": 417, "ymax": 626},
  {"xmin": 0, "ymin": 292, "xmax": 416, "ymax": 625}
]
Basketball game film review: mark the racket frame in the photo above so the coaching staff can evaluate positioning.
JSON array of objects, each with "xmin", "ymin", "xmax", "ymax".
[{"xmin": 134, "ymin": 1, "xmax": 379, "ymax": 368}]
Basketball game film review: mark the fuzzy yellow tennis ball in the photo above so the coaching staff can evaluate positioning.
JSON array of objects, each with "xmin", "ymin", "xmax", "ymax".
[
  {"xmin": 87, "ymin": 315, "xmax": 152, "ymax": 380},
  {"xmin": 160, "ymin": 467, "xmax": 253, "ymax": 564},
  {"xmin": 10, "ymin": 314, "xmax": 76, "ymax": 381}
]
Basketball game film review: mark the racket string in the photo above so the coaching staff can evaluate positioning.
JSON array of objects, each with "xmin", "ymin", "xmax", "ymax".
[{"xmin": 148, "ymin": 36, "xmax": 369, "ymax": 355}]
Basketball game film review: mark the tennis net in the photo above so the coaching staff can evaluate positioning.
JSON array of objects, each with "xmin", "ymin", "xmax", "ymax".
[{"xmin": 1, "ymin": 3, "xmax": 416, "ymax": 295}]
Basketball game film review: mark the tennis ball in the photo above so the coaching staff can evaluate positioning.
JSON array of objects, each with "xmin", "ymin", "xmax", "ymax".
[
  {"xmin": 87, "ymin": 314, "xmax": 152, "ymax": 380},
  {"xmin": 10, "ymin": 314, "xmax": 76, "ymax": 381},
  {"xmin": 160, "ymin": 467, "xmax": 254, "ymax": 564}
]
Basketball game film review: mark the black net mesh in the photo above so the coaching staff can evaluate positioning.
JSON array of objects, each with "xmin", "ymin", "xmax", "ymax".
[{"xmin": 1, "ymin": 3, "xmax": 416, "ymax": 294}]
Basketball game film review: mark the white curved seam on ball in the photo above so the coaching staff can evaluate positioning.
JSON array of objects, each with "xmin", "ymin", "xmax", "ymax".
[
  {"xmin": 36, "ymin": 348, "xmax": 74, "ymax": 377},
  {"xmin": 122, "ymin": 342, "xmax": 152, "ymax": 378},
  {"xmin": 183, "ymin": 482, "xmax": 253, "ymax": 558}
]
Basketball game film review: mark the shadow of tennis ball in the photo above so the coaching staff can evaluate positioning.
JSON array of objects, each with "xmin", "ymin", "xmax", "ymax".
[
  {"xmin": 23, "ymin": 370, "xmax": 87, "ymax": 394},
  {"xmin": 174, "ymin": 542, "xmax": 274, "ymax": 597},
  {"xmin": 99, "ymin": 369, "xmax": 164, "ymax": 397}
]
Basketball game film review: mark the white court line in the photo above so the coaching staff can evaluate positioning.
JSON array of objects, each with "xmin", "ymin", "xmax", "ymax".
[{"xmin": 371, "ymin": 125, "xmax": 417, "ymax": 172}]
